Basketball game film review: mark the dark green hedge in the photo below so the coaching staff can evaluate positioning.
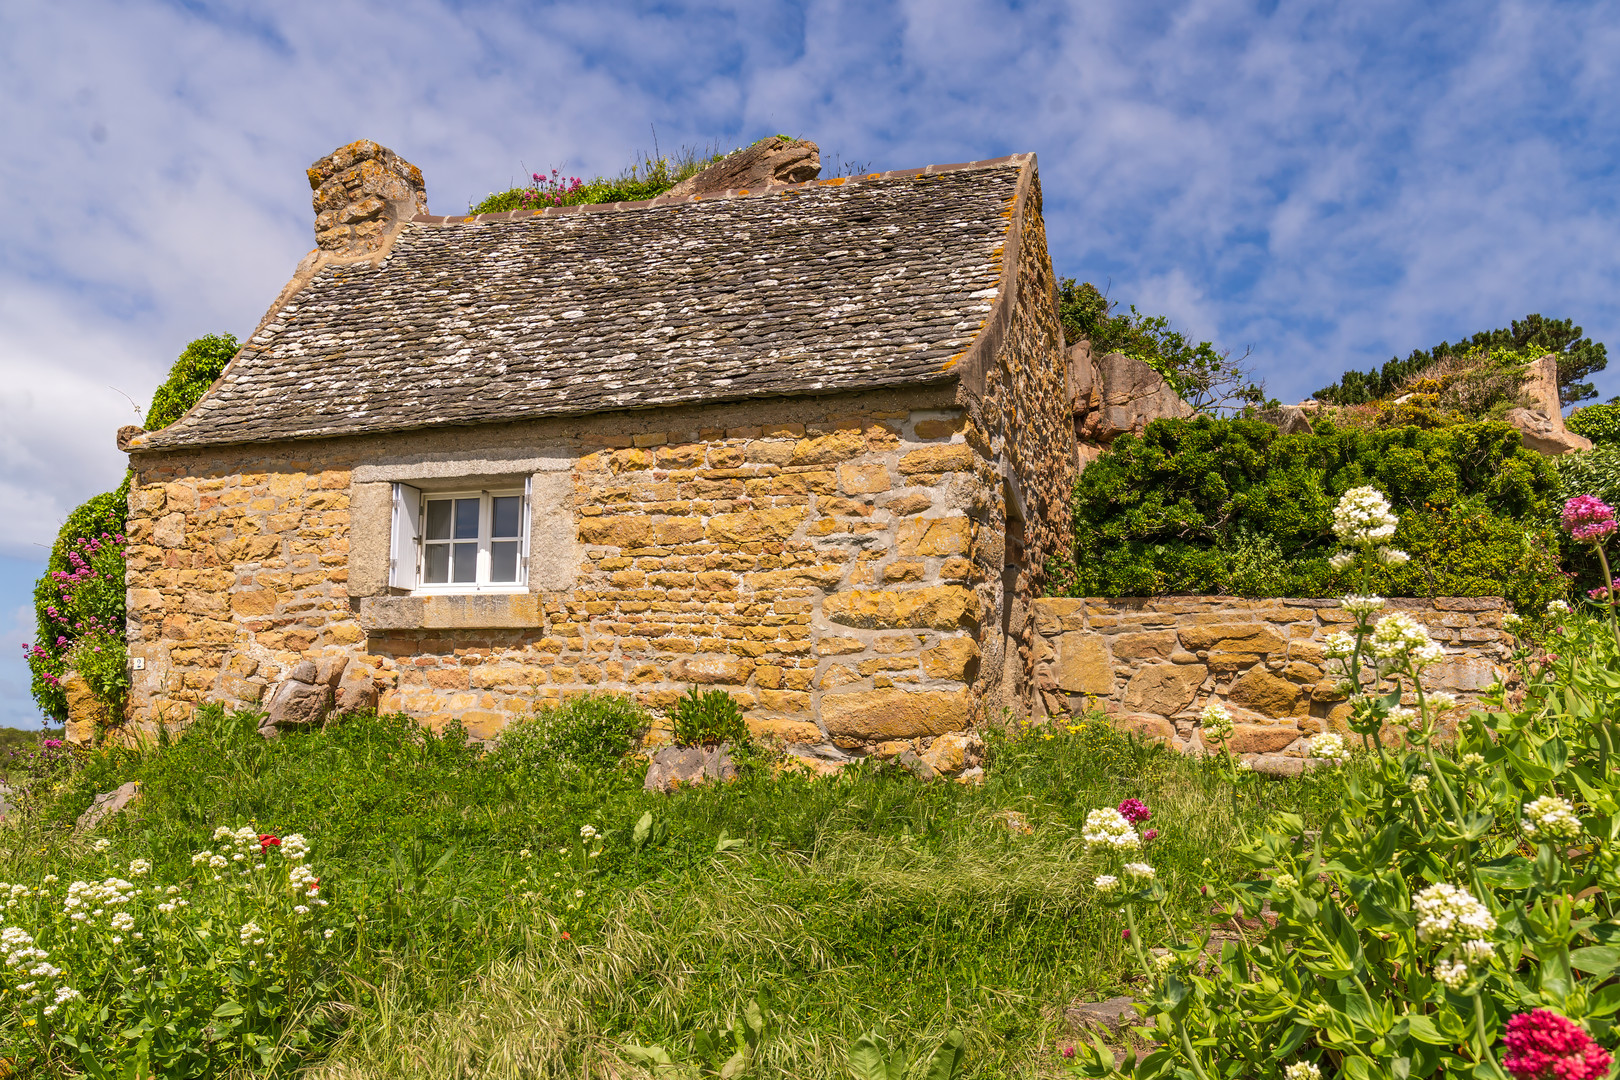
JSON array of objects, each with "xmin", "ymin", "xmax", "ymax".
[{"xmin": 1050, "ymin": 417, "xmax": 1569, "ymax": 611}]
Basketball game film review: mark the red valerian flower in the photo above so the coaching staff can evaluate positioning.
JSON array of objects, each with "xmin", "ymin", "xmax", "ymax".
[
  {"xmin": 1117, "ymin": 798, "xmax": 1151, "ymax": 825},
  {"xmin": 259, "ymin": 834, "xmax": 281, "ymax": 850},
  {"xmin": 1502, "ymin": 1009, "xmax": 1611, "ymax": 1080},
  {"xmin": 1143, "ymin": 829, "xmax": 1160, "ymax": 841}
]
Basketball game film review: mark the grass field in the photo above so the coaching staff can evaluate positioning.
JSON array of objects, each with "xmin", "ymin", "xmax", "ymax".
[{"xmin": 3, "ymin": 708, "xmax": 1350, "ymax": 1078}]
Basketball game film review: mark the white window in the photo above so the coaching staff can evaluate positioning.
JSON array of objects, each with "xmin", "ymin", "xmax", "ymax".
[{"xmin": 390, "ymin": 482, "xmax": 529, "ymax": 593}]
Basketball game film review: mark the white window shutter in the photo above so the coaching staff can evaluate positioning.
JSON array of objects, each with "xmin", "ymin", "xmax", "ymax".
[
  {"xmin": 390, "ymin": 483, "xmax": 422, "ymax": 589},
  {"xmin": 520, "ymin": 475, "xmax": 532, "ymax": 587}
]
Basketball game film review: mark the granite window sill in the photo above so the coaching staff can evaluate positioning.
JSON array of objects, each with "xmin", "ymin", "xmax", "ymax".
[{"xmin": 359, "ymin": 593, "xmax": 543, "ymax": 631}]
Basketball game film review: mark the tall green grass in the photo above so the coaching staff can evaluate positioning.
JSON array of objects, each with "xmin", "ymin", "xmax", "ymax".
[{"xmin": 10, "ymin": 709, "xmax": 1351, "ymax": 1077}]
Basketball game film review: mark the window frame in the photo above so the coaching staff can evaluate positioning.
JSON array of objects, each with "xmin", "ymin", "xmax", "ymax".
[{"xmin": 411, "ymin": 487, "xmax": 529, "ymax": 595}]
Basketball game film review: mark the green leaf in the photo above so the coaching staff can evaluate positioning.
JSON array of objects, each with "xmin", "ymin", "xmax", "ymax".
[
  {"xmin": 1570, "ymin": 946, "xmax": 1620, "ymax": 978},
  {"xmin": 922, "ymin": 1030, "xmax": 965, "ymax": 1080},
  {"xmin": 1477, "ymin": 857, "xmax": 1535, "ymax": 890},
  {"xmin": 848, "ymin": 1034, "xmax": 891, "ymax": 1080},
  {"xmin": 1542, "ymin": 738, "xmax": 1570, "ymax": 775},
  {"xmin": 211, "ymin": 1001, "xmax": 244, "ymax": 1018},
  {"xmin": 1403, "ymin": 1013, "xmax": 1449, "ymax": 1045},
  {"xmin": 621, "ymin": 1043, "xmax": 676, "ymax": 1068},
  {"xmin": 633, "ymin": 810, "xmax": 653, "ymax": 848}
]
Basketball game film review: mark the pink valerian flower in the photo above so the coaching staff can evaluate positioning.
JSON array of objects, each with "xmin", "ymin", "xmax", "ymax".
[
  {"xmin": 1117, "ymin": 799, "xmax": 1151, "ymax": 825},
  {"xmin": 1591, "ymin": 584, "xmax": 1616, "ymax": 604},
  {"xmin": 1143, "ymin": 828, "xmax": 1160, "ymax": 841},
  {"xmin": 1501, "ymin": 1010, "xmax": 1611, "ymax": 1080},
  {"xmin": 1561, "ymin": 496, "xmax": 1618, "ymax": 544}
]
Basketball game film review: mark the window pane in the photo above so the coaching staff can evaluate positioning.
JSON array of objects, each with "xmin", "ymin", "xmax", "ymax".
[
  {"xmin": 425, "ymin": 500, "xmax": 452, "ymax": 541},
  {"xmin": 492, "ymin": 496, "xmax": 522, "ymax": 538},
  {"xmin": 424, "ymin": 543, "xmax": 450, "ymax": 583},
  {"xmin": 454, "ymin": 498, "xmax": 480, "ymax": 540},
  {"xmin": 452, "ymin": 542, "xmax": 478, "ymax": 583},
  {"xmin": 491, "ymin": 540, "xmax": 519, "ymax": 582}
]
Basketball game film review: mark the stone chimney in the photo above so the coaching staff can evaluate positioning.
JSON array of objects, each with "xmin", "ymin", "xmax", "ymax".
[{"xmin": 307, "ymin": 140, "xmax": 428, "ymax": 256}]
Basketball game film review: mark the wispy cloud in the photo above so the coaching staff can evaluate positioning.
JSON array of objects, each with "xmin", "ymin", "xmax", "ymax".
[{"xmin": 0, "ymin": 0, "xmax": 1617, "ymax": 724}]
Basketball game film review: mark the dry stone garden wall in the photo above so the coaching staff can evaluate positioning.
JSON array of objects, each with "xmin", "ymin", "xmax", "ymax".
[{"xmin": 1032, "ymin": 595, "xmax": 1513, "ymax": 773}]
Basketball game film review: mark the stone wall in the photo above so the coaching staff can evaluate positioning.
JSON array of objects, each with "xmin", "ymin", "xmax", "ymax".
[
  {"xmin": 1031, "ymin": 596, "xmax": 1512, "ymax": 770},
  {"xmin": 122, "ymin": 382, "xmax": 1068, "ymax": 756}
]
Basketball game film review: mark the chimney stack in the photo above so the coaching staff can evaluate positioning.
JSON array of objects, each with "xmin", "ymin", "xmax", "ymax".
[{"xmin": 307, "ymin": 140, "xmax": 427, "ymax": 256}]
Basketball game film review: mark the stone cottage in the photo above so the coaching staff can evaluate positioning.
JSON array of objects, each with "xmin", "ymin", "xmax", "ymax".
[{"xmin": 112, "ymin": 139, "xmax": 1076, "ymax": 757}]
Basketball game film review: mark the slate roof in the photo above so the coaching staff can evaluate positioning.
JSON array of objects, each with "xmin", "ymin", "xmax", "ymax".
[{"xmin": 140, "ymin": 156, "xmax": 1030, "ymax": 449}]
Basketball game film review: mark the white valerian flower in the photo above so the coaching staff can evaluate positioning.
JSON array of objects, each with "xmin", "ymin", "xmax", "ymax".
[
  {"xmin": 293, "ymin": 905, "xmax": 310, "ymax": 916},
  {"xmin": 573, "ymin": 889, "xmax": 585, "ymax": 899},
  {"xmin": 92, "ymin": 839, "xmax": 111, "ymax": 854},
  {"xmin": 324, "ymin": 929, "xmax": 335, "ymax": 940},
  {"xmin": 1522, "ymin": 795, "xmax": 1583, "ymax": 842},
  {"xmin": 1548, "ymin": 600, "xmax": 1571, "ymax": 616},
  {"xmin": 1333, "ymin": 487, "xmax": 1399, "ymax": 546},
  {"xmin": 1503, "ymin": 613, "xmax": 1524, "ymax": 632},
  {"xmin": 1123, "ymin": 862, "xmax": 1156, "ymax": 881},
  {"xmin": 1375, "ymin": 546, "xmax": 1410, "ymax": 566},
  {"xmin": 1323, "ymin": 631, "xmax": 1357, "ymax": 659},
  {"xmin": 41, "ymin": 875, "xmax": 56, "ymax": 886},
  {"xmin": 127, "ymin": 859, "xmax": 150, "ymax": 877},
  {"xmin": 1093, "ymin": 875, "xmax": 1119, "ymax": 894},
  {"xmin": 1236, "ymin": 759, "xmax": 1254, "ymax": 772},
  {"xmin": 279, "ymin": 834, "xmax": 310, "ymax": 862},
  {"xmin": 1460, "ymin": 938, "xmax": 1495, "ymax": 964},
  {"xmin": 1415, "ymin": 883, "xmax": 1496, "ymax": 943},
  {"xmin": 579, "ymin": 824, "xmax": 599, "ymax": 841},
  {"xmin": 1461, "ymin": 752, "xmax": 1486, "ymax": 770},
  {"xmin": 1272, "ymin": 871, "xmax": 1299, "ymax": 890},
  {"xmin": 1310, "ymin": 734, "xmax": 1350, "ymax": 762},
  {"xmin": 1082, "ymin": 808, "xmax": 1141, "ymax": 851},
  {"xmin": 1386, "ymin": 706, "xmax": 1417, "ymax": 727},
  {"xmin": 208, "ymin": 855, "xmax": 227, "ymax": 870},
  {"xmin": 1410, "ymin": 774, "xmax": 1431, "ymax": 794},
  {"xmin": 1199, "ymin": 702, "xmax": 1234, "ymax": 743},
  {"xmin": 1427, "ymin": 692, "xmax": 1457, "ymax": 713},
  {"xmin": 1370, "ymin": 613, "xmax": 1436, "ymax": 660},
  {"xmin": 109, "ymin": 912, "xmax": 134, "ymax": 932},
  {"xmin": 1329, "ymin": 551, "xmax": 1356, "ymax": 571},
  {"xmin": 1435, "ymin": 959, "xmax": 1470, "ymax": 990},
  {"xmin": 519, "ymin": 848, "xmax": 532, "ymax": 859},
  {"xmin": 1284, "ymin": 1062, "xmax": 1322, "ymax": 1080},
  {"xmin": 1341, "ymin": 594, "xmax": 1386, "ymax": 617},
  {"xmin": 239, "ymin": 921, "xmax": 266, "ymax": 948}
]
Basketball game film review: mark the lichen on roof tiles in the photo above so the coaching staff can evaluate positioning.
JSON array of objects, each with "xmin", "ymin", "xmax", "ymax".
[{"xmin": 143, "ymin": 161, "xmax": 1025, "ymax": 449}]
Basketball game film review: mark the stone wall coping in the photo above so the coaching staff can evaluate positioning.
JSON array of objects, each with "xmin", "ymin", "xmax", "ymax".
[{"xmin": 1033, "ymin": 595, "xmax": 1508, "ymax": 611}]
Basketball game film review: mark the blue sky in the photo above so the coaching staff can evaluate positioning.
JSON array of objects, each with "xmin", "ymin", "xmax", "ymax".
[{"xmin": 1, "ymin": 0, "xmax": 1618, "ymax": 726}]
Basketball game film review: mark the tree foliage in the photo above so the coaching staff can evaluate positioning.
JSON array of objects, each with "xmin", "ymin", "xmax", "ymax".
[
  {"xmin": 144, "ymin": 333, "xmax": 239, "ymax": 431},
  {"xmin": 1057, "ymin": 280, "xmax": 1265, "ymax": 412},
  {"xmin": 1315, "ymin": 313, "xmax": 1609, "ymax": 408}
]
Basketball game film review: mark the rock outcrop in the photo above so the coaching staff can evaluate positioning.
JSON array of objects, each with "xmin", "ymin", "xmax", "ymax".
[
  {"xmin": 258, "ymin": 657, "xmax": 349, "ymax": 737},
  {"xmin": 62, "ymin": 671, "xmax": 112, "ymax": 745},
  {"xmin": 76, "ymin": 781, "xmax": 141, "ymax": 832},
  {"xmin": 1506, "ymin": 354, "xmax": 1591, "ymax": 455},
  {"xmin": 644, "ymin": 744, "xmax": 738, "ymax": 793},
  {"xmin": 1069, "ymin": 340, "xmax": 1195, "ymax": 465},
  {"xmin": 666, "ymin": 137, "xmax": 821, "ymax": 197}
]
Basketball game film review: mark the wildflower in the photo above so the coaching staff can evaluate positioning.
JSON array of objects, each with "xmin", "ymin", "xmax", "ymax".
[
  {"xmin": 1376, "ymin": 547, "xmax": 1410, "ymax": 566},
  {"xmin": 1093, "ymin": 875, "xmax": 1119, "ymax": 893},
  {"xmin": 1122, "ymin": 862, "xmax": 1155, "ymax": 881},
  {"xmin": 208, "ymin": 855, "xmax": 227, "ymax": 870},
  {"xmin": 41, "ymin": 875, "xmax": 56, "ymax": 886},
  {"xmin": 110, "ymin": 912, "xmax": 134, "ymax": 932},
  {"xmin": 1328, "ymin": 551, "xmax": 1355, "ymax": 571},
  {"xmin": 1427, "ymin": 692, "xmax": 1458, "ymax": 712},
  {"xmin": 1503, "ymin": 612, "xmax": 1524, "ymax": 632},
  {"xmin": 519, "ymin": 848, "xmax": 532, "ymax": 859},
  {"xmin": 1341, "ymin": 594, "xmax": 1386, "ymax": 616},
  {"xmin": 580, "ymin": 824, "xmax": 599, "ymax": 840},
  {"xmin": 258, "ymin": 834, "xmax": 281, "ymax": 851},
  {"xmin": 128, "ymin": 859, "xmax": 150, "ymax": 877},
  {"xmin": 1082, "ymin": 808, "xmax": 1140, "ymax": 851},
  {"xmin": 1415, "ymin": 882, "xmax": 1496, "ymax": 943},
  {"xmin": 279, "ymin": 834, "xmax": 310, "ymax": 862},
  {"xmin": 1502, "ymin": 1009, "xmax": 1611, "ymax": 1080},
  {"xmin": 1284, "ymin": 1063, "xmax": 1322, "ymax": 1080},
  {"xmin": 1460, "ymin": 938, "xmax": 1495, "ymax": 964},
  {"xmin": 1435, "ymin": 958, "xmax": 1470, "ymax": 989},
  {"xmin": 1522, "ymin": 796, "xmax": 1583, "ymax": 841},
  {"xmin": 1236, "ymin": 759, "xmax": 1253, "ymax": 772},
  {"xmin": 1152, "ymin": 951, "xmax": 1176, "ymax": 973},
  {"xmin": 324, "ymin": 929, "xmax": 335, "ymax": 940},
  {"xmin": 1560, "ymin": 496, "xmax": 1618, "ymax": 544},
  {"xmin": 293, "ymin": 905, "xmax": 310, "ymax": 915},
  {"xmin": 1323, "ymin": 631, "xmax": 1357, "ymax": 659},
  {"xmin": 1310, "ymin": 734, "xmax": 1349, "ymax": 762},
  {"xmin": 1062, "ymin": 1046, "xmax": 1076, "ymax": 1060},
  {"xmin": 239, "ymin": 921, "xmax": 266, "ymax": 947},
  {"xmin": 573, "ymin": 889, "xmax": 585, "ymax": 899},
  {"xmin": 1548, "ymin": 600, "xmax": 1571, "ymax": 616},
  {"xmin": 1462, "ymin": 752, "xmax": 1486, "ymax": 770},
  {"xmin": 1333, "ymin": 487, "xmax": 1399, "ymax": 546},
  {"xmin": 1199, "ymin": 702, "xmax": 1233, "ymax": 743},
  {"xmin": 1143, "ymin": 828, "xmax": 1159, "ymax": 841},
  {"xmin": 92, "ymin": 839, "xmax": 110, "ymax": 853},
  {"xmin": 1410, "ymin": 774, "xmax": 1430, "ymax": 794},
  {"xmin": 1371, "ymin": 613, "xmax": 1440, "ymax": 663},
  {"xmin": 1116, "ymin": 798, "xmax": 1151, "ymax": 825}
]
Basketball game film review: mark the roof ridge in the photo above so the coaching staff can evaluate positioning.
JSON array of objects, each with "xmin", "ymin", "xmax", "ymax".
[{"xmin": 415, "ymin": 153, "xmax": 1032, "ymax": 226}]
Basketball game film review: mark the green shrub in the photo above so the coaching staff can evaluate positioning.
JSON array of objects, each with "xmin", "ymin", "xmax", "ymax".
[
  {"xmin": 1053, "ymin": 416, "xmax": 1568, "ymax": 610},
  {"xmin": 1567, "ymin": 401, "xmax": 1620, "ymax": 445},
  {"xmin": 1070, "ymin": 608, "xmax": 1620, "ymax": 1080},
  {"xmin": 490, "ymin": 693, "xmax": 650, "ymax": 773},
  {"xmin": 469, "ymin": 143, "xmax": 732, "ymax": 214},
  {"xmin": 670, "ymin": 687, "xmax": 750, "ymax": 747},
  {"xmin": 144, "ymin": 333, "xmax": 238, "ymax": 430},
  {"xmin": 1552, "ymin": 445, "xmax": 1620, "ymax": 593}
]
